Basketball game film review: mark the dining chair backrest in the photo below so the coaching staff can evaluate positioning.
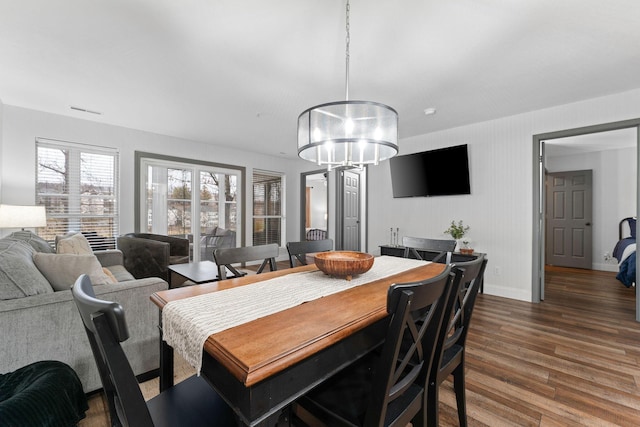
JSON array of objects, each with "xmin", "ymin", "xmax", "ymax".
[
  {"xmin": 402, "ymin": 236, "xmax": 457, "ymax": 263},
  {"xmin": 427, "ymin": 253, "xmax": 487, "ymax": 427},
  {"xmin": 72, "ymin": 274, "xmax": 236, "ymax": 427},
  {"xmin": 286, "ymin": 239, "xmax": 333, "ymax": 268},
  {"xmin": 292, "ymin": 264, "xmax": 461, "ymax": 427},
  {"xmin": 72, "ymin": 274, "xmax": 155, "ymax": 426},
  {"xmin": 364, "ymin": 264, "xmax": 462, "ymax": 426},
  {"xmin": 446, "ymin": 254, "xmax": 487, "ymax": 350},
  {"xmin": 213, "ymin": 243, "xmax": 279, "ymax": 280}
]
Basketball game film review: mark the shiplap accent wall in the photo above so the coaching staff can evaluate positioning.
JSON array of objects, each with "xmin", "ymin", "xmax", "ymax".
[{"xmin": 368, "ymin": 88, "xmax": 640, "ymax": 301}]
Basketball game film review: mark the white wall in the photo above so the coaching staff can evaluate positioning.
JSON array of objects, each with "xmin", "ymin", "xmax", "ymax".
[
  {"xmin": 368, "ymin": 88, "xmax": 640, "ymax": 301},
  {"xmin": 0, "ymin": 105, "xmax": 302, "ymax": 248},
  {"xmin": 3, "ymin": 88, "xmax": 640, "ymax": 302},
  {"xmin": 546, "ymin": 146, "xmax": 637, "ymax": 272},
  {"xmin": 0, "ymin": 98, "xmax": 3, "ymax": 198}
]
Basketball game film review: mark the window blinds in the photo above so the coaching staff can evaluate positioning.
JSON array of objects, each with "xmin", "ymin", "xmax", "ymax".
[
  {"xmin": 252, "ymin": 170, "xmax": 283, "ymax": 246},
  {"xmin": 36, "ymin": 138, "xmax": 119, "ymax": 249}
]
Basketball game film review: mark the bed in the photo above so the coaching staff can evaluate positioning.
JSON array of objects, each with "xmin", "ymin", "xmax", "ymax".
[{"xmin": 613, "ymin": 217, "xmax": 636, "ymax": 287}]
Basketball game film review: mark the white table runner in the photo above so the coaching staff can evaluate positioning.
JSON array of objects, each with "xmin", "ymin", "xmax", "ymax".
[{"xmin": 162, "ymin": 255, "xmax": 429, "ymax": 374}]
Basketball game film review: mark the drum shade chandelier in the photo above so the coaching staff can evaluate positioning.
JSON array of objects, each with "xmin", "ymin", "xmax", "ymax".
[{"xmin": 297, "ymin": 0, "xmax": 398, "ymax": 169}]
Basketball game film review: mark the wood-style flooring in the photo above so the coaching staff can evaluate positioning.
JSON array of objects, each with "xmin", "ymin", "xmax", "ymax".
[{"xmin": 79, "ymin": 265, "xmax": 640, "ymax": 426}]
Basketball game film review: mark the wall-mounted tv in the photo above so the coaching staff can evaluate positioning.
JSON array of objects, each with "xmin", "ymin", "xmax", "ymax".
[{"xmin": 389, "ymin": 144, "xmax": 471, "ymax": 197}]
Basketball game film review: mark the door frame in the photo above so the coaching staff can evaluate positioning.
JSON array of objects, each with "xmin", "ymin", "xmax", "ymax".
[
  {"xmin": 531, "ymin": 118, "xmax": 640, "ymax": 320},
  {"xmin": 336, "ymin": 168, "xmax": 360, "ymax": 251},
  {"xmin": 335, "ymin": 167, "xmax": 367, "ymax": 251},
  {"xmin": 299, "ymin": 169, "xmax": 329, "ymax": 241},
  {"xmin": 134, "ymin": 151, "xmax": 245, "ymax": 259}
]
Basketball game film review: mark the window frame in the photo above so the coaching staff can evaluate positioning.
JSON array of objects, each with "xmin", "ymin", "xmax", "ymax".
[
  {"xmin": 134, "ymin": 151, "xmax": 246, "ymax": 258},
  {"xmin": 35, "ymin": 137, "xmax": 119, "ymax": 249},
  {"xmin": 252, "ymin": 169, "xmax": 285, "ymax": 247}
]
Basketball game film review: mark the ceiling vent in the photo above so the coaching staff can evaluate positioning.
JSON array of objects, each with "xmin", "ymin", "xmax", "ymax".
[{"xmin": 70, "ymin": 106, "xmax": 102, "ymax": 115}]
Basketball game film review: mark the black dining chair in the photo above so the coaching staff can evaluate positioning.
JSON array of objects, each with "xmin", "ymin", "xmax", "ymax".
[
  {"xmin": 286, "ymin": 239, "xmax": 333, "ymax": 268},
  {"xmin": 213, "ymin": 243, "xmax": 279, "ymax": 280},
  {"xmin": 71, "ymin": 274, "xmax": 237, "ymax": 427},
  {"xmin": 291, "ymin": 264, "xmax": 462, "ymax": 427},
  {"xmin": 402, "ymin": 236, "xmax": 457, "ymax": 264},
  {"xmin": 427, "ymin": 254, "xmax": 487, "ymax": 427}
]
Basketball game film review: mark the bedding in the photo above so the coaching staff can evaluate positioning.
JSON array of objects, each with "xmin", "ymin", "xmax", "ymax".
[{"xmin": 613, "ymin": 217, "xmax": 636, "ymax": 288}]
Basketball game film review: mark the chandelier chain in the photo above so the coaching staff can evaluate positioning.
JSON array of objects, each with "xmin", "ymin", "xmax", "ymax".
[
  {"xmin": 345, "ymin": 0, "xmax": 350, "ymax": 101},
  {"xmin": 296, "ymin": 0, "xmax": 398, "ymax": 169}
]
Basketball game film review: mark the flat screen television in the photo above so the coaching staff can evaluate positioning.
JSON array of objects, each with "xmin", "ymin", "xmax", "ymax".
[{"xmin": 389, "ymin": 144, "xmax": 471, "ymax": 197}]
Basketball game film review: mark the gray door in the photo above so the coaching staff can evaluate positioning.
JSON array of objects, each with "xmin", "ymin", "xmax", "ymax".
[
  {"xmin": 545, "ymin": 170, "xmax": 593, "ymax": 269},
  {"xmin": 342, "ymin": 170, "xmax": 360, "ymax": 251}
]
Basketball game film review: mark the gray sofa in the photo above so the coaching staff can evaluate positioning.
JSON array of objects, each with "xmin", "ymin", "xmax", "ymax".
[{"xmin": 0, "ymin": 232, "xmax": 168, "ymax": 393}]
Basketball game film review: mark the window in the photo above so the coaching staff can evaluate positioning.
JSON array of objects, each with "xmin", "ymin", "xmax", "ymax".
[
  {"xmin": 138, "ymin": 153, "xmax": 242, "ymax": 261},
  {"xmin": 36, "ymin": 138, "xmax": 119, "ymax": 249},
  {"xmin": 253, "ymin": 170, "xmax": 284, "ymax": 246}
]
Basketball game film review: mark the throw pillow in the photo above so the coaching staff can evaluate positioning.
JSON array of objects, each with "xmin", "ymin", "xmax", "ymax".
[
  {"xmin": 33, "ymin": 253, "xmax": 116, "ymax": 291},
  {"xmin": 56, "ymin": 232, "xmax": 93, "ymax": 255},
  {"xmin": 5, "ymin": 231, "xmax": 55, "ymax": 253},
  {"xmin": 104, "ymin": 265, "xmax": 135, "ymax": 282},
  {"xmin": 0, "ymin": 239, "xmax": 53, "ymax": 300},
  {"xmin": 102, "ymin": 267, "xmax": 118, "ymax": 283}
]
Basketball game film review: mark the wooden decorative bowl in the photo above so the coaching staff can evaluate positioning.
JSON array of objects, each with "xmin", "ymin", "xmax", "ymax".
[{"xmin": 314, "ymin": 251, "xmax": 374, "ymax": 281}]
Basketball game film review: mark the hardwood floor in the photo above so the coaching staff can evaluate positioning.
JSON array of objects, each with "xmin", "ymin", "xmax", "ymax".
[
  {"xmin": 80, "ymin": 265, "xmax": 640, "ymax": 426},
  {"xmin": 439, "ymin": 266, "xmax": 639, "ymax": 426}
]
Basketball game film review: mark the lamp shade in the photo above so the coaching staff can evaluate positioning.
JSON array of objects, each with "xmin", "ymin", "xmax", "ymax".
[
  {"xmin": 0, "ymin": 204, "xmax": 47, "ymax": 229},
  {"xmin": 298, "ymin": 100, "xmax": 398, "ymax": 168}
]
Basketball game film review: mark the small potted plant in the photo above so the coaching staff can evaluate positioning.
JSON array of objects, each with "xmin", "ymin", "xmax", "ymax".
[{"xmin": 444, "ymin": 220, "xmax": 473, "ymax": 254}]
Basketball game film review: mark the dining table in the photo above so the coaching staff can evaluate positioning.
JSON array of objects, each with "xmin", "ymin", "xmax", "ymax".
[{"xmin": 150, "ymin": 255, "xmax": 445, "ymax": 426}]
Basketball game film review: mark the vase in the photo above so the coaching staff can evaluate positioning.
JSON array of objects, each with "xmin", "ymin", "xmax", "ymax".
[{"xmin": 457, "ymin": 239, "xmax": 474, "ymax": 254}]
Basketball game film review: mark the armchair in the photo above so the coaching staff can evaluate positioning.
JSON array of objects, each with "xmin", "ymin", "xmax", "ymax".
[
  {"xmin": 117, "ymin": 233, "xmax": 189, "ymax": 281},
  {"xmin": 200, "ymin": 227, "xmax": 236, "ymax": 261}
]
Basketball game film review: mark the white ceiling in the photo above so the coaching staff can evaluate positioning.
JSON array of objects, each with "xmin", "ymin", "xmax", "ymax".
[
  {"xmin": 1, "ymin": 0, "xmax": 640, "ymax": 159},
  {"xmin": 545, "ymin": 128, "xmax": 637, "ymax": 157}
]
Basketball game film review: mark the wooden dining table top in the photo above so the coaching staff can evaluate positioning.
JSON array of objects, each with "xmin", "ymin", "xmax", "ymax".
[{"xmin": 150, "ymin": 261, "xmax": 445, "ymax": 387}]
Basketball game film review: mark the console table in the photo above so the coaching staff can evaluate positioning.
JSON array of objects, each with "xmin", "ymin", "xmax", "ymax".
[
  {"xmin": 379, "ymin": 245, "xmax": 484, "ymax": 292},
  {"xmin": 379, "ymin": 245, "xmax": 476, "ymax": 262}
]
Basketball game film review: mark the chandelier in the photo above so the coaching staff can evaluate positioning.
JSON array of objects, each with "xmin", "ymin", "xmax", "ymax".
[{"xmin": 297, "ymin": 0, "xmax": 398, "ymax": 170}]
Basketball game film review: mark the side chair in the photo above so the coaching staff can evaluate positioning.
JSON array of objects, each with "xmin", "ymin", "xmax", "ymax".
[
  {"xmin": 402, "ymin": 236, "xmax": 457, "ymax": 264},
  {"xmin": 286, "ymin": 238, "xmax": 333, "ymax": 268},
  {"xmin": 291, "ymin": 265, "xmax": 462, "ymax": 427},
  {"xmin": 427, "ymin": 254, "xmax": 487, "ymax": 427},
  {"xmin": 213, "ymin": 243, "xmax": 279, "ymax": 280},
  {"xmin": 71, "ymin": 274, "xmax": 237, "ymax": 427}
]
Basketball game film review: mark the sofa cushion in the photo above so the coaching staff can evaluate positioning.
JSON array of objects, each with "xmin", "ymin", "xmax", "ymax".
[
  {"xmin": 4, "ymin": 231, "xmax": 54, "ymax": 253},
  {"xmin": 33, "ymin": 253, "xmax": 116, "ymax": 291},
  {"xmin": 104, "ymin": 265, "xmax": 135, "ymax": 282},
  {"xmin": 0, "ymin": 239, "xmax": 53, "ymax": 300},
  {"xmin": 56, "ymin": 232, "xmax": 93, "ymax": 255}
]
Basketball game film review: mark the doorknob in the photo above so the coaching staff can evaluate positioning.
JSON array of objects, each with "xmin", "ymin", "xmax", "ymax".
[{"xmin": 586, "ymin": 222, "xmax": 591, "ymax": 226}]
